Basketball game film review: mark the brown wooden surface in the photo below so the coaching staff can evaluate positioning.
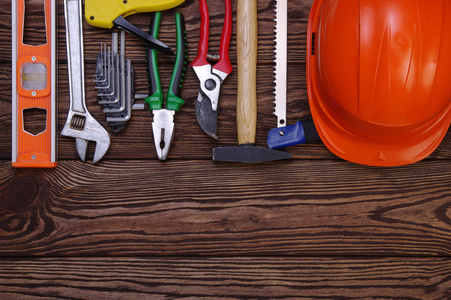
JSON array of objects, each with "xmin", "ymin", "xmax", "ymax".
[
  {"xmin": 0, "ymin": 0, "xmax": 450, "ymax": 298},
  {"xmin": 1, "ymin": 257, "xmax": 450, "ymax": 299}
]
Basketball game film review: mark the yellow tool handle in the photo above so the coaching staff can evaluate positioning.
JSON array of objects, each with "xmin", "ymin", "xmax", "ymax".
[
  {"xmin": 237, "ymin": 0, "xmax": 258, "ymax": 145},
  {"xmin": 85, "ymin": 0, "xmax": 185, "ymax": 29}
]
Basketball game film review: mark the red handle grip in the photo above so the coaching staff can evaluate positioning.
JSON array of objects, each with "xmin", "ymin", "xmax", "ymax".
[
  {"xmin": 191, "ymin": 0, "xmax": 209, "ymax": 67},
  {"xmin": 214, "ymin": 0, "xmax": 233, "ymax": 75}
]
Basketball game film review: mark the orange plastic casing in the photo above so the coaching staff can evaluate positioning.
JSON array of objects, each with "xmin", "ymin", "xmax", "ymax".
[
  {"xmin": 12, "ymin": 0, "xmax": 57, "ymax": 168},
  {"xmin": 307, "ymin": 0, "xmax": 451, "ymax": 166}
]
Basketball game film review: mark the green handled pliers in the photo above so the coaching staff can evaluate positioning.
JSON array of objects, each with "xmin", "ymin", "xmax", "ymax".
[{"xmin": 145, "ymin": 12, "xmax": 187, "ymax": 160}]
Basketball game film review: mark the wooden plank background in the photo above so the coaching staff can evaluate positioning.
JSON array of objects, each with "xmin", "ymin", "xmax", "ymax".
[{"xmin": 0, "ymin": 0, "xmax": 450, "ymax": 298}]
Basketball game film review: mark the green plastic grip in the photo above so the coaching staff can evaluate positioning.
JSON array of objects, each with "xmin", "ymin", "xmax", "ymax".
[
  {"xmin": 145, "ymin": 12, "xmax": 163, "ymax": 111},
  {"xmin": 145, "ymin": 12, "xmax": 187, "ymax": 112},
  {"xmin": 166, "ymin": 13, "xmax": 187, "ymax": 111}
]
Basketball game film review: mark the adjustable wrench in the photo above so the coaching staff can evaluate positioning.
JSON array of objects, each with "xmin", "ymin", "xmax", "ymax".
[{"xmin": 61, "ymin": 0, "xmax": 110, "ymax": 163}]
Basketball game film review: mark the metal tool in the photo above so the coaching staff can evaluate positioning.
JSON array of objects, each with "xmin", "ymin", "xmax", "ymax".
[
  {"xmin": 12, "ymin": 0, "xmax": 57, "ymax": 168},
  {"xmin": 191, "ymin": 0, "xmax": 232, "ymax": 139},
  {"xmin": 212, "ymin": 0, "xmax": 291, "ymax": 163},
  {"xmin": 85, "ymin": 0, "xmax": 186, "ymax": 54},
  {"xmin": 146, "ymin": 12, "xmax": 187, "ymax": 160},
  {"xmin": 61, "ymin": 0, "xmax": 110, "ymax": 163},
  {"xmin": 94, "ymin": 32, "xmax": 140, "ymax": 133},
  {"xmin": 266, "ymin": 0, "xmax": 290, "ymax": 147},
  {"xmin": 273, "ymin": 0, "xmax": 287, "ymax": 128},
  {"xmin": 266, "ymin": 0, "xmax": 320, "ymax": 149}
]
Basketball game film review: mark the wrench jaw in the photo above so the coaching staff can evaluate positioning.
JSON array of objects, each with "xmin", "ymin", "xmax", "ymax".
[
  {"xmin": 63, "ymin": 0, "xmax": 110, "ymax": 164},
  {"xmin": 61, "ymin": 111, "xmax": 111, "ymax": 163},
  {"xmin": 152, "ymin": 109, "xmax": 175, "ymax": 160},
  {"xmin": 91, "ymin": 133, "xmax": 110, "ymax": 164},
  {"xmin": 75, "ymin": 138, "xmax": 88, "ymax": 162}
]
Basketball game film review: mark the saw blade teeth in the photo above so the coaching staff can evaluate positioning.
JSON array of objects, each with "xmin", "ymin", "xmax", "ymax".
[{"xmin": 273, "ymin": 0, "xmax": 287, "ymax": 127}]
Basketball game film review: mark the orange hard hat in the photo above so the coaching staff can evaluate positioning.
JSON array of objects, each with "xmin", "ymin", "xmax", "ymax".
[{"xmin": 307, "ymin": 0, "xmax": 451, "ymax": 166}]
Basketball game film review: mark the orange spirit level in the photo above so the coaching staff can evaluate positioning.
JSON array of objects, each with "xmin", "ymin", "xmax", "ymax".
[{"xmin": 12, "ymin": 0, "xmax": 57, "ymax": 167}]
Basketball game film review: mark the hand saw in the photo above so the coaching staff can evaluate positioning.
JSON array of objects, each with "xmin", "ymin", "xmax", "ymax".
[
  {"xmin": 266, "ymin": 0, "xmax": 320, "ymax": 149},
  {"xmin": 85, "ymin": 0, "xmax": 184, "ymax": 54},
  {"xmin": 12, "ymin": 0, "xmax": 57, "ymax": 168},
  {"xmin": 272, "ymin": 0, "xmax": 287, "ymax": 128}
]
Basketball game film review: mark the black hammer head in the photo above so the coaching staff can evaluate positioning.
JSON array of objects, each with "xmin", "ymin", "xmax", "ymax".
[{"xmin": 212, "ymin": 144, "xmax": 291, "ymax": 163}]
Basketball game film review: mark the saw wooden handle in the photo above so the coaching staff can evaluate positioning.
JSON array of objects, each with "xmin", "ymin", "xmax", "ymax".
[{"xmin": 237, "ymin": 0, "xmax": 257, "ymax": 145}]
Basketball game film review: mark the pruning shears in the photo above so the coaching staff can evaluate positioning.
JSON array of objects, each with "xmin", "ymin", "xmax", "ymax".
[{"xmin": 191, "ymin": 0, "xmax": 233, "ymax": 139}]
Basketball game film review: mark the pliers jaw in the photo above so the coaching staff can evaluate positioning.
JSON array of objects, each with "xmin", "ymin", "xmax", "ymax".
[
  {"xmin": 146, "ymin": 12, "xmax": 187, "ymax": 160},
  {"xmin": 152, "ymin": 109, "xmax": 175, "ymax": 160}
]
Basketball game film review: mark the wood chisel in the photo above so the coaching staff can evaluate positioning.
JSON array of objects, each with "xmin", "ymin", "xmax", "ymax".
[{"xmin": 12, "ymin": 0, "xmax": 57, "ymax": 168}]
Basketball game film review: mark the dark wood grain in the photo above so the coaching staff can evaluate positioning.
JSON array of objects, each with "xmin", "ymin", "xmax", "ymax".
[
  {"xmin": 2, "ymin": 0, "xmax": 451, "ymax": 298},
  {"xmin": 0, "ymin": 0, "xmax": 311, "ymax": 64},
  {"xmin": 0, "ymin": 0, "xmax": 319, "ymax": 161},
  {"xmin": 1, "ymin": 60, "xmax": 450, "ymax": 160},
  {"xmin": 1, "ymin": 160, "xmax": 450, "ymax": 257},
  {"xmin": 0, "ymin": 60, "xmax": 342, "ymax": 160},
  {"xmin": 0, "ymin": 257, "xmax": 450, "ymax": 299},
  {"xmin": 1, "ymin": 0, "xmax": 450, "ymax": 160}
]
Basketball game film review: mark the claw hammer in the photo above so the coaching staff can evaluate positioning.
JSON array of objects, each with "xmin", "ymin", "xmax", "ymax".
[{"xmin": 212, "ymin": 0, "xmax": 290, "ymax": 162}]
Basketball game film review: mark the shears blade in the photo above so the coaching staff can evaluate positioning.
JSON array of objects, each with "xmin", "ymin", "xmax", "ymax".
[{"xmin": 196, "ymin": 92, "xmax": 218, "ymax": 139}]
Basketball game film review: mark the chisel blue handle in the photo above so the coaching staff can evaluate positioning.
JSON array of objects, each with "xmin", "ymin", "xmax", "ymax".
[{"xmin": 267, "ymin": 119, "xmax": 320, "ymax": 149}]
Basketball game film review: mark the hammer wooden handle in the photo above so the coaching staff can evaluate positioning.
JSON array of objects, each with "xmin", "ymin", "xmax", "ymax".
[{"xmin": 237, "ymin": 0, "xmax": 257, "ymax": 145}]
